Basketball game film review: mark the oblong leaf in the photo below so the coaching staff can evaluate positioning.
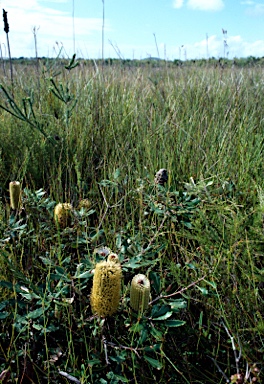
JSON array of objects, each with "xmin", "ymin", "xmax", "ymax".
[
  {"xmin": 164, "ymin": 320, "xmax": 186, "ymax": 327},
  {"xmin": 144, "ymin": 355, "xmax": 163, "ymax": 370}
]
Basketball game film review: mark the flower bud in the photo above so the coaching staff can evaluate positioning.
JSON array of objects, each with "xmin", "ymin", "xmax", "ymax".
[{"xmin": 130, "ymin": 274, "xmax": 150, "ymax": 312}]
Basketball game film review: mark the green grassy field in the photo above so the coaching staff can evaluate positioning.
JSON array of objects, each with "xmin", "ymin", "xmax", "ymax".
[{"xmin": 0, "ymin": 58, "xmax": 263, "ymax": 383}]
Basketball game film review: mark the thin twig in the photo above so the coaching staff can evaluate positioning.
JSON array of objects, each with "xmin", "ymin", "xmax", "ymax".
[
  {"xmin": 207, "ymin": 355, "xmax": 230, "ymax": 383},
  {"xmin": 142, "ymin": 213, "xmax": 168, "ymax": 254},
  {"xmin": 104, "ymin": 340, "xmax": 141, "ymax": 358},
  {"xmin": 102, "ymin": 336, "xmax": 110, "ymax": 365},
  {"xmin": 58, "ymin": 371, "xmax": 81, "ymax": 384},
  {"xmin": 149, "ymin": 275, "xmax": 206, "ymax": 305}
]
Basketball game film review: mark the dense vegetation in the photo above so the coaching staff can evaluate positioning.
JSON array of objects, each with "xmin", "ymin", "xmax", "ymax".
[{"xmin": 0, "ymin": 57, "xmax": 263, "ymax": 383}]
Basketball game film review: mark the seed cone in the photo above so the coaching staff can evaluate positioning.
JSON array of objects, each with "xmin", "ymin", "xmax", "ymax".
[
  {"xmin": 130, "ymin": 274, "xmax": 150, "ymax": 312},
  {"xmin": 90, "ymin": 260, "xmax": 122, "ymax": 317},
  {"xmin": 54, "ymin": 203, "xmax": 73, "ymax": 228},
  {"xmin": 9, "ymin": 181, "xmax": 21, "ymax": 210},
  {"xmin": 154, "ymin": 169, "xmax": 168, "ymax": 186},
  {"xmin": 78, "ymin": 198, "xmax": 92, "ymax": 210}
]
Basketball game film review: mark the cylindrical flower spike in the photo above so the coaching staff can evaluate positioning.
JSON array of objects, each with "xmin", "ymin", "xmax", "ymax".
[
  {"xmin": 9, "ymin": 181, "xmax": 21, "ymax": 210},
  {"xmin": 130, "ymin": 274, "xmax": 150, "ymax": 312},
  {"xmin": 90, "ymin": 260, "xmax": 122, "ymax": 317},
  {"xmin": 54, "ymin": 203, "xmax": 73, "ymax": 228}
]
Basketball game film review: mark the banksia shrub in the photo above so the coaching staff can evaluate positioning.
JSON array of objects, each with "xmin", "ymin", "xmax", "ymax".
[
  {"xmin": 130, "ymin": 274, "xmax": 150, "ymax": 312},
  {"xmin": 154, "ymin": 168, "xmax": 168, "ymax": 186},
  {"xmin": 54, "ymin": 203, "xmax": 73, "ymax": 228},
  {"xmin": 9, "ymin": 181, "xmax": 21, "ymax": 210},
  {"xmin": 90, "ymin": 260, "xmax": 122, "ymax": 317}
]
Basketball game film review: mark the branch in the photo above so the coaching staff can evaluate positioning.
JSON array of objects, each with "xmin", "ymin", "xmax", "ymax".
[{"xmin": 149, "ymin": 275, "xmax": 207, "ymax": 305}]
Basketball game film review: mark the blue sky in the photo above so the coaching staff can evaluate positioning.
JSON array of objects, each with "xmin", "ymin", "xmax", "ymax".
[{"xmin": 1, "ymin": 0, "xmax": 264, "ymax": 59}]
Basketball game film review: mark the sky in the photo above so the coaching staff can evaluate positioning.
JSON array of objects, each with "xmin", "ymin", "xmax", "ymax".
[{"xmin": 0, "ymin": 0, "xmax": 264, "ymax": 60}]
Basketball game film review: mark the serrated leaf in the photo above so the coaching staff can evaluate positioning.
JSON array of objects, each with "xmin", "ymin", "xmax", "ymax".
[
  {"xmin": 144, "ymin": 355, "xmax": 163, "ymax": 370},
  {"xmin": 164, "ymin": 320, "xmax": 186, "ymax": 327}
]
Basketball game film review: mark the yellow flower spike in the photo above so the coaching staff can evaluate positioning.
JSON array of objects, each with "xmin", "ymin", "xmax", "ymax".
[
  {"xmin": 9, "ymin": 181, "xmax": 21, "ymax": 210},
  {"xmin": 54, "ymin": 203, "xmax": 73, "ymax": 228},
  {"xmin": 130, "ymin": 274, "xmax": 150, "ymax": 312},
  {"xmin": 90, "ymin": 260, "xmax": 122, "ymax": 317}
]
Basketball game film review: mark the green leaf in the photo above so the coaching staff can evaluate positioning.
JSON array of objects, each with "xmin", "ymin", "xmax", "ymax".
[
  {"xmin": 32, "ymin": 323, "xmax": 43, "ymax": 330},
  {"xmin": 144, "ymin": 355, "xmax": 163, "ymax": 370},
  {"xmin": 149, "ymin": 271, "xmax": 160, "ymax": 294},
  {"xmin": 196, "ymin": 286, "xmax": 209, "ymax": 295},
  {"xmin": 138, "ymin": 327, "xmax": 148, "ymax": 345},
  {"xmin": 0, "ymin": 300, "xmax": 9, "ymax": 311},
  {"xmin": 152, "ymin": 311, "xmax": 173, "ymax": 321},
  {"xmin": 19, "ymin": 292, "xmax": 40, "ymax": 300},
  {"xmin": 151, "ymin": 304, "xmax": 171, "ymax": 318},
  {"xmin": 0, "ymin": 281, "xmax": 13, "ymax": 290},
  {"xmin": 169, "ymin": 299, "xmax": 187, "ymax": 312},
  {"xmin": 0, "ymin": 312, "xmax": 9, "ymax": 319},
  {"xmin": 129, "ymin": 323, "xmax": 144, "ymax": 333},
  {"xmin": 150, "ymin": 327, "xmax": 164, "ymax": 341},
  {"xmin": 26, "ymin": 307, "xmax": 46, "ymax": 319},
  {"xmin": 49, "ymin": 273, "xmax": 71, "ymax": 282},
  {"xmin": 113, "ymin": 168, "xmax": 121, "ymax": 180},
  {"xmin": 144, "ymin": 343, "xmax": 161, "ymax": 352},
  {"xmin": 74, "ymin": 271, "xmax": 93, "ymax": 279},
  {"xmin": 111, "ymin": 374, "xmax": 129, "ymax": 382},
  {"xmin": 164, "ymin": 320, "xmax": 186, "ymax": 327},
  {"xmin": 87, "ymin": 359, "xmax": 101, "ymax": 367},
  {"xmin": 204, "ymin": 280, "xmax": 217, "ymax": 289}
]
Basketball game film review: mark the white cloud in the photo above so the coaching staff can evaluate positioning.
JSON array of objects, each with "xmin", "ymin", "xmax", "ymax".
[
  {"xmin": 178, "ymin": 34, "xmax": 264, "ymax": 59},
  {"xmin": 187, "ymin": 0, "xmax": 224, "ymax": 11},
  {"xmin": 246, "ymin": 3, "xmax": 264, "ymax": 15},
  {"xmin": 173, "ymin": 0, "xmax": 184, "ymax": 8},
  {"xmin": 0, "ymin": 0, "xmax": 104, "ymax": 58}
]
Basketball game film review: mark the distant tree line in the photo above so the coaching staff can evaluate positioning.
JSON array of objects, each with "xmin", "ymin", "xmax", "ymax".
[{"xmin": 3, "ymin": 55, "xmax": 264, "ymax": 68}]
